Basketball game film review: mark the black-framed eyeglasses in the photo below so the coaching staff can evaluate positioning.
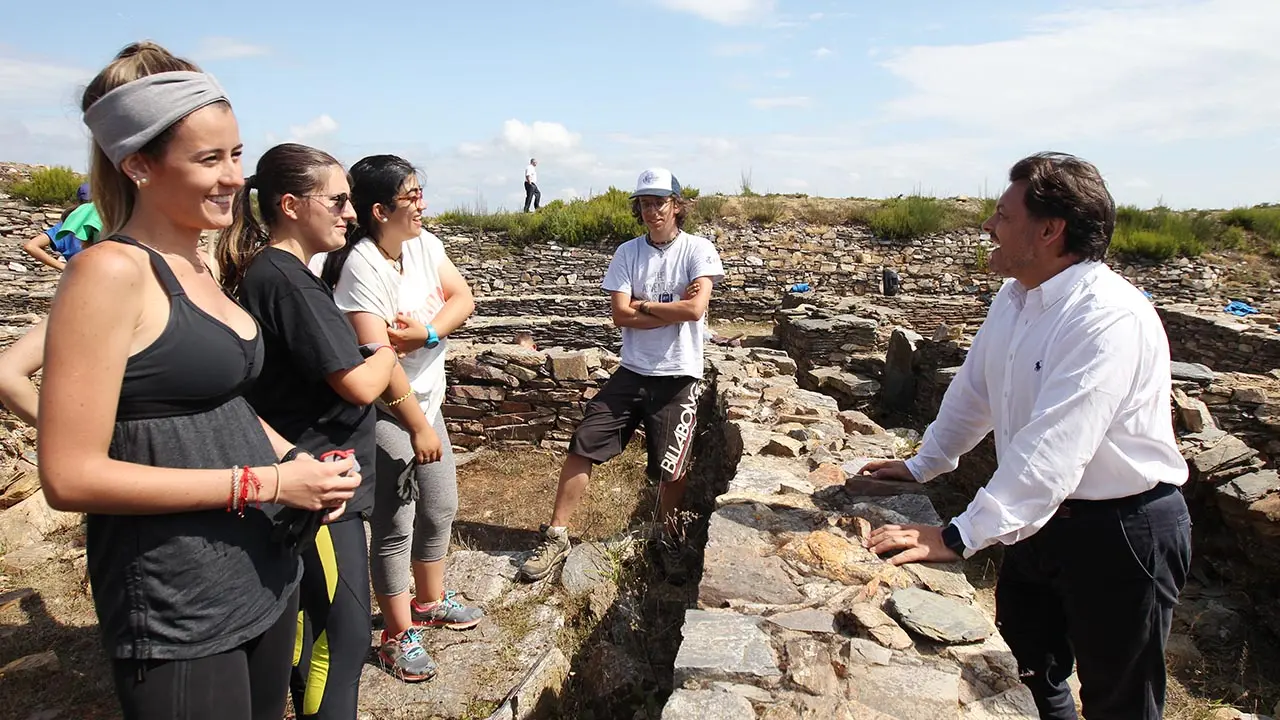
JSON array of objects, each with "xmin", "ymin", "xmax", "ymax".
[
  {"xmin": 303, "ymin": 193, "xmax": 352, "ymax": 212},
  {"xmin": 638, "ymin": 196, "xmax": 671, "ymax": 212}
]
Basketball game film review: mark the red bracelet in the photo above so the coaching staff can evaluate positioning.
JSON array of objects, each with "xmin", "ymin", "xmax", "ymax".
[{"xmin": 238, "ymin": 466, "xmax": 262, "ymax": 516}]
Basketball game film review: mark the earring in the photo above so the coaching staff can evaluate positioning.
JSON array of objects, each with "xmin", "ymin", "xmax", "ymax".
[
  {"xmin": 135, "ymin": 177, "xmax": 149, "ymax": 188},
  {"xmin": 380, "ymin": 217, "xmax": 388, "ymax": 223}
]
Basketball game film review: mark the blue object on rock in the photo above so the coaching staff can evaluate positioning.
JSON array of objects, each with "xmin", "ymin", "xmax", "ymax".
[
  {"xmin": 1224, "ymin": 300, "xmax": 1259, "ymax": 317},
  {"xmin": 789, "ymin": 283, "xmax": 811, "ymax": 293}
]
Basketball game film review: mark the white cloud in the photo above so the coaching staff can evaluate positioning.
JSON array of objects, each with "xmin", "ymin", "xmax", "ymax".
[
  {"xmin": 880, "ymin": 0, "xmax": 1280, "ymax": 142},
  {"xmin": 750, "ymin": 96, "xmax": 812, "ymax": 109},
  {"xmin": 809, "ymin": 12, "xmax": 825, "ymax": 20},
  {"xmin": 812, "ymin": 46, "xmax": 834, "ymax": 58},
  {"xmin": 501, "ymin": 120, "xmax": 580, "ymax": 153},
  {"xmin": 711, "ymin": 43, "xmax": 766, "ymax": 57},
  {"xmin": 783, "ymin": 178, "xmax": 810, "ymax": 189},
  {"xmin": 770, "ymin": 69, "xmax": 792, "ymax": 79},
  {"xmin": 0, "ymin": 54, "xmax": 89, "ymax": 105},
  {"xmin": 457, "ymin": 142, "xmax": 487, "ymax": 158},
  {"xmin": 657, "ymin": 0, "xmax": 775, "ymax": 25},
  {"xmin": 196, "ymin": 37, "xmax": 270, "ymax": 61},
  {"xmin": 288, "ymin": 114, "xmax": 338, "ymax": 142}
]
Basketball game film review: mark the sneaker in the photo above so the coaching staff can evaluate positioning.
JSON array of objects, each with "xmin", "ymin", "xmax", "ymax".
[
  {"xmin": 412, "ymin": 591, "xmax": 484, "ymax": 630},
  {"xmin": 648, "ymin": 534, "xmax": 688, "ymax": 586},
  {"xmin": 518, "ymin": 524, "xmax": 571, "ymax": 581},
  {"xmin": 377, "ymin": 627, "xmax": 437, "ymax": 682}
]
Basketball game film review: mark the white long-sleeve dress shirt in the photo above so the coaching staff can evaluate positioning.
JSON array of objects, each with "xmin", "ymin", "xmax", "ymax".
[{"xmin": 905, "ymin": 260, "xmax": 1187, "ymax": 555}]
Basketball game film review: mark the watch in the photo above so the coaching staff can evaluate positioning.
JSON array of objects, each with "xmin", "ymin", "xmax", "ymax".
[
  {"xmin": 941, "ymin": 523, "xmax": 967, "ymax": 557},
  {"xmin": 280, "ymin": 447, "xmax": 305, "ymax": 463},
  {"xmin": 425, "ymin": 324, "xmax": 440, "ymax": 350}
]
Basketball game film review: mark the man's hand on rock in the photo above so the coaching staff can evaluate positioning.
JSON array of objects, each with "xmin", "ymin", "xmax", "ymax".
[
  {"xmin": 856, "ymin": 459, "xmax": 916, "ymax": 482},
  {"xmin": 866, "ymin": 524, "xmax": 960, "ymax": 565}
]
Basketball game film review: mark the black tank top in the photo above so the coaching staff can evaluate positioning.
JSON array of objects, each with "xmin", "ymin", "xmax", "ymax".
[
  {"xmin": 87, "ymin": 236, "xmax": 300, "ymax": 661},
  {"xmin": 110, "ymin": 236, "xmax": 261, "ymax": 419}
]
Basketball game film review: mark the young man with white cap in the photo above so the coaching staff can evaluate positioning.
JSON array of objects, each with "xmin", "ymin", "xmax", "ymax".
[{"xmin": 519, "ymin": 168, "xmax": 724, "ymax": 583}]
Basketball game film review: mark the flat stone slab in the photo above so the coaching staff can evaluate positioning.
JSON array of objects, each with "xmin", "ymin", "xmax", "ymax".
[
  {"xmin": 846, "ymin": 659, "xmax": 962, "ymax": 719},
  {"xmin": 1171, "ymin": 361, "xmax": 1215, "ymax": 384},
  {"xmin": 863, "ymin": 494, "xmax": 942, "ymax": 525},
  {"xmin": 0, "ymin": 541, "xmax": 58, "ymax": 574},
  {"xmin": 1192, "ymin": 435, "xmax": 1258, "ymax": 476},
  {"xmin": 766, "ymin": 608, "xmax": 838, "ymax": 634},
  {"xmin": 444, "ymin": 550, "xmax": 521, "ymax": 604},
  {"xmin": 673, "ymin": 610, "xmax": 781, "ymax": 684},
  {"xmin": 1217, "ymin": 470, "xmax": 1280, "ymax": 506},
  {"xmin": 559, "ymin": 542, "xmax": 613, "ymax": 595},
  {"xmin": 661, "ymin": 689, "xmax": 756, "ymax": 720},
  {"xmin": 904, "ymin": 562, "xmax": 977, "ymax": 601},
  {"xmin": 888, "ymin": 587, "xmax": 993, "ymax": 644}
]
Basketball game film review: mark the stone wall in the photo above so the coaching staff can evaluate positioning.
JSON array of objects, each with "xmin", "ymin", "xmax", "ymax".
[
  {"xmin": 442, "ymin": 343, "xmax": 618, "ymax": 451},
  {"xmin": 435, "ymin": 220, "xmax": 1277, "ymax": 321},
  {"xmin": 1158, "ymin": 304, "xmax": 1280, "ymax": 376},
  {"xmin": 659, "ymin": 346, "xmax": 1039, "ymax": 719}
]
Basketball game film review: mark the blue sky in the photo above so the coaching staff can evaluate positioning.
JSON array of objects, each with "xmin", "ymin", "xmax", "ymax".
[{"xmin": 2, "ymin": 0, "xmax": 1278, "ymax": 212}]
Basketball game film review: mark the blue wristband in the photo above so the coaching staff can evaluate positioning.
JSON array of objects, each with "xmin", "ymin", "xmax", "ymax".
[{"xmin": 425, "ymin": 324, "xmax": 440, "ymax": 349}]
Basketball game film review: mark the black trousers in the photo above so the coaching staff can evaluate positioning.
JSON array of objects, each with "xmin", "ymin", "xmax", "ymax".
[
  {"xmin": 524, "ymin": 181, "xmax": 541, "ymax": 211},
  {"xmin": 291, "ymin": 516, "xmax": 373, "ymax": 720},
  {"xmin": 112, "ymin": 590, "xmax": 299, "ymax": 720},
  {"xmin": 995, "ymin": 483, "xmax": 1191, "ymax": 720}
]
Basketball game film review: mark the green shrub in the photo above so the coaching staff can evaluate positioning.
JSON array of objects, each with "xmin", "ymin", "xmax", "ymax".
[
  {"xmin": 436, "ymin": 187, "xmax": 643, "ymax": 246},
  {"xmin": 679, "ymin": 185, "xmax": 700, "ymax": 200},
  {"xmin": 1109, "ymin": 205, "xmax": 1220, "ymax": 260},
  {"xmin": 865, "ymin": 195, "xmax": 950, "ymax": 239},
  {"xmin": 1222, "ymin": 205, "xmax": 1280, "ymax": 242},
  {"xmin": 687, "ymin": 194, "xmax": 726, "ymax": 229},
  {"xmin": 9, "ymin": 166, "xmax": 85, "ymax": 206}
]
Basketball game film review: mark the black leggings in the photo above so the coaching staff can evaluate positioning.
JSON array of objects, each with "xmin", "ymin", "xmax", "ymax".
[
  {"xmin": 291, "ymin": 516, "xmax": 372, "ymax": 719},
  {"xmin": 111, "ymin": 590, "xmax": 299, "ymax": 720}
]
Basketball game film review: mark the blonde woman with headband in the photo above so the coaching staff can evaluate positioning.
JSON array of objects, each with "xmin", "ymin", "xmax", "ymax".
[{"xmin": 37, "ymin": 42, "xmax": 360, "ymax": 720}]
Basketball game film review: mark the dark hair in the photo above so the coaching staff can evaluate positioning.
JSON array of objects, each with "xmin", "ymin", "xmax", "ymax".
[
  {"xmin": 215, "ymin": 143, "xmax": 342, "ymax": 293},
  {"xmin": 80, "ymin": 41, "xmax": 221, "ymax": 237},
  {"xmin": 1009, "ymin": 152, "xmax": 1115, "ymax": 262},
  {"xmin": 630, "ymin": 194, "xmax": 690, "ymax": 230},
  {"xmin": 320, "ymin": 154, "xmax": 418, "ymax": 288}
]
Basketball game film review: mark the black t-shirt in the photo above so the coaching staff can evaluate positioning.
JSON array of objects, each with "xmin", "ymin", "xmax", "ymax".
[{"xmin": 238, "ymin": 247, "xmax": 376, "ymax": 517}]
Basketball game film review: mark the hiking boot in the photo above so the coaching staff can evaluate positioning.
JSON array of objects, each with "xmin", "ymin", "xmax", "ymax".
[
  {"xmin": 648, "ymin": 534, "xmax": 688, "ymax": 586},
  {"xmin": 377, "ymin": 627, "xmax": 437, "ymax": 682},
  {"xmin": 518, "ymin": 524, "xmax": 571, "ymax": 581},
  {"xmin": 412, "ymin": 591, "xmax": 484, "ymax": 630}
]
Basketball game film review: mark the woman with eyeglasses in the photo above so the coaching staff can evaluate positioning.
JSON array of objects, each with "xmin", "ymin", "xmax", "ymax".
[
  {"xmin": 216, "ymin": 143, "xmax": 440, "ymax": 715},
  {"xmin": 319, "ymin": 155, "xmax": 481, "ymax": 684}
]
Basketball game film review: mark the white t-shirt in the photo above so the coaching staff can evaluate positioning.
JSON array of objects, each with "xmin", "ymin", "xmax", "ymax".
[
  {"xmin": 602, "ymin": 231, "xmax": 725, "ymax": 379},
  {"xmin": 329, "ymin": 230, "xmax": 451, "ymax": 422},
  {"xmin": 525, "ymin": 164, "xmax": 537, "ymax": 184}
]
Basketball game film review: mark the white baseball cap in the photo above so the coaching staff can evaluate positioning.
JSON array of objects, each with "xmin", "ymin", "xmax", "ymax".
[{"xmin": 630, "ymin": 167, "xmax": 682, "ymax": 198}]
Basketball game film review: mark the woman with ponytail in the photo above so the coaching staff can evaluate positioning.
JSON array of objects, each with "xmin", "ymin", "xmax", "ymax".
[
  {"xmin": 216, "ymin": 142, "xmax": 439, "ymax": 711},
  {"xmin": 320, "ymin": 155, "xmax": 481, "ymax": 684},
  {"xmin": 37, "ymin": 42, "xmax": 360, "ymax": 720}
]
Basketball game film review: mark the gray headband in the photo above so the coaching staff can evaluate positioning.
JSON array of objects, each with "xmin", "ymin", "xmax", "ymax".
[{"xmin": 84, "ymin": 71, "xmax": 230, "ymax": 168}]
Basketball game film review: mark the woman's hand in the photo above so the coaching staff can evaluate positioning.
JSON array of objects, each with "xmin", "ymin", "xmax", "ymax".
[
  {"xmin": 410, "ymin": 423, "xmax": 443, "ymax": 464},
  {"xmin": 386, "ymin": 313, "xmax": 428, "ymax": 356},
  {"xmin": 275, "ymin": 454, "xmax": 360, "ymax": 511}
]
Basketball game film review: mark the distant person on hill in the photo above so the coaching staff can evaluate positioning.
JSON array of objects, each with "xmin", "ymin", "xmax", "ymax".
[
  {"xmin": 518, "ymin": 167, "xmax": 724, "ymax": 584},
  {"xmin": 523, "ymin": 157, "xmax": 540, "ymax": 213},
  {"xmin": 21, "ymin": 184, "xmax": 95, "ymax": 271},
  {"xmin": 861, "ymin": 152, "xmax": 1190, "ymax": 720}
]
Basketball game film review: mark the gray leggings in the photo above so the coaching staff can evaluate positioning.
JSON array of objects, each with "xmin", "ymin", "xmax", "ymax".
[{"xmin": 369, "ymin": 410, "xmax": 458, "ymax": 597}]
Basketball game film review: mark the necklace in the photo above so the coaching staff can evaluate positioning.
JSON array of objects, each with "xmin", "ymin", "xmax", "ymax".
[{"xmin": 375, "ymin": 241, "xmax": 403, "ymax": 273}]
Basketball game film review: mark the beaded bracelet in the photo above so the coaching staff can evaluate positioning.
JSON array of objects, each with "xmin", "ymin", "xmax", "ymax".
[{"xmin": 387, "ymin": 389, "xmax": 414, "ymax": 407}]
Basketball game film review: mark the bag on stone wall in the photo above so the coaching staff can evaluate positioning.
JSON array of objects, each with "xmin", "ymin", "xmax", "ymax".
[{"xmin": 883, "ymin": 269, "xmax": 901, "ymax": 297}]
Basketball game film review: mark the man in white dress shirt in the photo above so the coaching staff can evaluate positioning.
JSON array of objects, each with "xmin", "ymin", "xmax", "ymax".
[
  {"xmin": 523, "ymin": 158, "xmax": 541, "ymax": 213},
  {"xmin": 862, "ymin": 152, "xmax": 1191, "ymax": 720}
]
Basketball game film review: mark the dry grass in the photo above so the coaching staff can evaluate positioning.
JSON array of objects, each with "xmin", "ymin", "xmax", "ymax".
[{"xmin": 452, "ymin": 440, "xmax": 652, "ymax": 551}]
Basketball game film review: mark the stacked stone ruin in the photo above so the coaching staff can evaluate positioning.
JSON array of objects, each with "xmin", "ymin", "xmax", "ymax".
[{"xmin": 3, "ymin": 170, "xmax": 1280, "ymax": 719}]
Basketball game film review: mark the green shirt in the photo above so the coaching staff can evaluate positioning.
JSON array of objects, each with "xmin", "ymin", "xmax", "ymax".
[{"xmin": 55, "ymin": 202, "xmax": 102, "ymax": 245}]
